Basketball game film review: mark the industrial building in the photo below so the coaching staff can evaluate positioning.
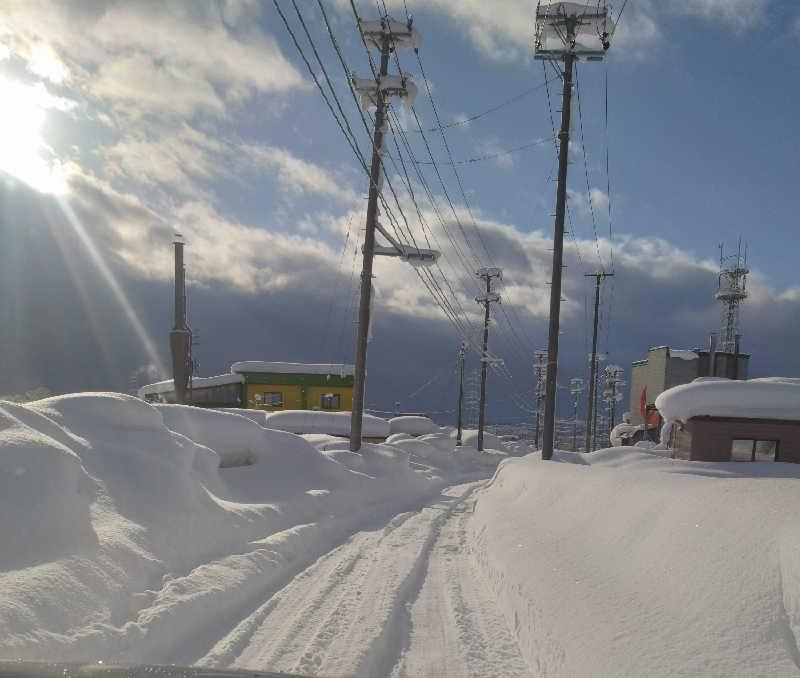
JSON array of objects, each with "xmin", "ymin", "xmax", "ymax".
[
  {"xmin": 139, "ymin": 361, "xmax": 355, "ymax": 412},
  {"xmin": 628, "ymin": 243, "xmax": 751, "ymax": 432},
  {"xmin": 629, "ymin": 344, "xmax": 750, "ymax": 427}
]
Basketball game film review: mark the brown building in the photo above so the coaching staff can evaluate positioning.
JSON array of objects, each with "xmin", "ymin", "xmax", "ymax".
[{"xmin": 670, "ymin": 416, "xmax": 800, "ymax": 463}]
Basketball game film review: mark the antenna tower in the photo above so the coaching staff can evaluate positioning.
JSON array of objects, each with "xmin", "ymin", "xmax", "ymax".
[{"xmin": 715, "ymin": 240, "xmax": 748, "ymax": 353}]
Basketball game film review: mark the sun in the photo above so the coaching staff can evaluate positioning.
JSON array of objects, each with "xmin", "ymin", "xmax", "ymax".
[{"xmin": 0, "ymin": 77, "xmax": 70, "ymax": 195}]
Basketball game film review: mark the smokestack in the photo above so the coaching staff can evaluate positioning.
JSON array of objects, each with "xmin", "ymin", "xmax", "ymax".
[
  {"xmin": 734, "ymin": 334, "xmax": 741, "ymax": 380},
  {"xmin": 169, "ymin": 235, "xmax": 191, "ymax": 404},
  {"xmin": 708, "ymin": 333, "xmax": 717, "ymax": 378}
]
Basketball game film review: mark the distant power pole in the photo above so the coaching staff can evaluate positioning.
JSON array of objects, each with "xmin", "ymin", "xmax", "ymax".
[
  {"xmin": 585, "ymin": 272, "xmax": 613, "ymax": 453},
  {"xmin": 603, "ymin": 364, "xmax": 625, "ymax": 445},
  {"xmin": 535, "ymin": 2, "xmax": 610, "ymax": 461},
  {"xmin": 569, "ymin": 377, "xmax": 584, "ymax": 452},
  {"xmin": 456, "ymin": 342, "xmax": 467, "ymax": 446},
  {"xmin": 533, "ymin": 350, "xmax": 547, "ymax": 449},
  {"xmin": 476, "ymin": 267, "xmax": 502, "ymax": 452}
]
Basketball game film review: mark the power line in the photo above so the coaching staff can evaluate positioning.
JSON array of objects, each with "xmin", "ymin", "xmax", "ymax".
[
  {"xmin": 574, "ymin": 62, "xmax": 604, "ymax": 271},
  {"xmin": 412, "ymin": 137, "xmax": 554, "ymax": 166},
  {"xmin": 409, "ymin": 77, "xmax": 561, "ymax": 133}
]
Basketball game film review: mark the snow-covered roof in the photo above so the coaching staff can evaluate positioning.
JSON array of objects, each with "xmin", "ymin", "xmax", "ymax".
[
  {"xmin": 138, "ymin": 373, "xmax": 244, "ymax": 397},
  {"xmin": 230, "ymin": 362, "xmax": 355, "ymax": 377},
  {"xmin": 655, "ymin": 377, "xmax": 800, "ymax": 423},
  {"xmin": 669, "ymin": 349, "xmax": 699, "ymax": 361}
]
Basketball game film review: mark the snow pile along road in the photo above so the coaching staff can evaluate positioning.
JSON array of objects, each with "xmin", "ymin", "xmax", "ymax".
[
  {"xmin": 0, "ymin": 393, "xmax": 507, "ymax": 667},
  {"xmin": 470, "ymin": 446, "xmax": 800, "ymax": 677}
]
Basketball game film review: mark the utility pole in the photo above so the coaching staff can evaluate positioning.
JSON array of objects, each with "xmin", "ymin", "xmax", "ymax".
[
  {"xmin": 603, "ymin": 364, "xmax": 625, "ymax": 445},
  {"xmin": 584, "ymin": 271, "xmax": 613, "ymax": 452},
  {"xmin": 569, "ymin": 377, "xmax": 584, "ymax": 452},
  {"xmin": 533, "ymin": 350, "xmax": 547, "ymax": 449},
  {"xmin": 456, "ymin": 342, "xmax": 467, "ymax": 446},
  {"xmin": 349, "ymin": 16, "xmax": 431, "ymax": 452},
  {"xmin": 476, "ymin": 267, "xmax": 502, "ymax": 452},
  {"xmin": 535, "ymin": 2, "xmax": 610, "ymax": 460}
]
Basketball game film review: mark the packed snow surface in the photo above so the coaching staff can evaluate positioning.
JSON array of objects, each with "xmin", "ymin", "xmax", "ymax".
[
  {"xmin": 656, "ymin": 376, "xmax": 800, "ymax": 423},
  {"xmin": 230, "ymin": 362, "xmax": 354, "ymax": 376},
  {"xmin": 7, "ymin": 392, "xmax": 799, "ymax": 677}
]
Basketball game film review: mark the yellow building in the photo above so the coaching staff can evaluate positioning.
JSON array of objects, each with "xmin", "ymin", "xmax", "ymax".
[
  {"xmin": 139, "ymin": 361, "xmax": 355, "ymax": 412},
  {"xmin": 232, "ymin": 361, "xmax": 354, "ymax": 412}
]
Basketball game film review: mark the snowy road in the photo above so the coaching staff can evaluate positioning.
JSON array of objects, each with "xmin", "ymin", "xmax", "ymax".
[{"xmin": 195, "ymin": 481, "xmax": 532, "ymax": 678}]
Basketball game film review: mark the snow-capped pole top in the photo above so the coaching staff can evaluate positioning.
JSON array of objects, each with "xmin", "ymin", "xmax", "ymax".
[
  {"xmin": 655, "ymin": 377, "xmax": 800, "ymax": 424},
  {"xmin": 358, "ymin": 17, "xmax": 421, "ymax": 52},
  {"xmin": 351, "ymin": 73, "xmax": 418, "ymax": 111},
  {"xmin": 230, "ymin": 362, "xmax": 355, "ymax": 377}
]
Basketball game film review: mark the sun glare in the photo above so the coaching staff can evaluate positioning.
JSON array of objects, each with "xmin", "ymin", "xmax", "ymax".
[{"xmin": 0, "ymin": 77, "xmax": 71, "ymax": 194}]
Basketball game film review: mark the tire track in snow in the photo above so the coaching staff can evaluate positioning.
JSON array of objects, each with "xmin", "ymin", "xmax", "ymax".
[
  {"xmin": 389, "ymin": 496, "xmax": 533, "ymax": 678},
  {"xmin": 198, "ymin": 483, "xmax": 482, "ymax": 677}
]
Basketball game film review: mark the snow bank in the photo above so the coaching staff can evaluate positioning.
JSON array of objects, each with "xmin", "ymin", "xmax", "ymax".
[
  {"xmin": 470, "ymin": 448, "xmax": 800, "ymax": 677},
  {"xmin": 609, "ymin": 421, "xmax": 641, "ymax": 447},
  {"xmin": 388, "ymin": 416, "xmax": 435, "ymax": 436},
  {"xmin": 454, "ymin": 428, "xmax": 504, "ymax": 451},
  {"xmin": 0, "ymin": 403, "xmax": 97, "ymax": 570},
  {"xmin": 655, "ymin": 377, "xmax": 800, "ymax": 423},
  {"xmin": 263, "ymin": 409, "xmax": 390, "ymax": 437},
  {"xmin": 2, "ymin": 392, "xmax": 488, "ymax": 665}
]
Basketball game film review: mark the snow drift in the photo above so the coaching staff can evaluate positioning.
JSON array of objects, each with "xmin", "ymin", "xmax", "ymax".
[
  {"xmin": 470, "ymin": 446, "xmax": 800, "ymax": 677},
  {"xmin": 262, "ymin": 409, "xmax": 390, "ymax": 437},
  {"xmin": 0, "ymin": 392, "xmax": 506, "ymax": 665}
]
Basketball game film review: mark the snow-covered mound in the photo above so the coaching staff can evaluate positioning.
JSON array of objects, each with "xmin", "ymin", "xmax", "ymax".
[
  {"xmin": 455, "ymin": 428, "xmax": 504, "ymax": 451},
  {"xmin": 389, "ymin": 415, "xmax": 435, "ymax": 436},
  {"xmin": 263, "ymin": 409, "xmax": 390, "ymax": 437},
  {"xmin": 0, "ymin": 392, "xmax": 489, "ymax": 664},
  {"xmin": 0, "ymin": 402, "xmax": 97, "ymax": 570},
  {"xmin": 656, "ymin": 376, "xmax": 800, "ymax": 423},
  {"xmin": 470, "ymin": 447, "xmax": 800, "ymax": 677}
]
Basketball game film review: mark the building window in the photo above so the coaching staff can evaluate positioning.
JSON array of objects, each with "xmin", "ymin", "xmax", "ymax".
[
  {"xmin": 263, "ymin": 392, "xmax": 283, "ymax": 407},
  {"xmin": 321, "ymin": 393, "xmax": 340, "ymax": 409},
  {"xmin": 730, "ymin": 439, "xmax": 778, "ymax": 462}
]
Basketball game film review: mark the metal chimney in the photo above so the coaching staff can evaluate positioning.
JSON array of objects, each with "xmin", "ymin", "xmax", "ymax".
[
  {"xmin": 169, "ymin": 235, "xmax": 191, "ymax": 404},
  {"xmin": 708, "ymin": 333, "xmax": 717, "ymax": 378}
]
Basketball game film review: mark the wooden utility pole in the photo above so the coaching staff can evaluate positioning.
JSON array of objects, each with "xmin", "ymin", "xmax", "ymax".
[
  {"xmin": 533, "ymin": 350, "xmax": 547, "ymax": 449},
  {"xmin": 349, "ymin": 39, "xmax": 390, "ymax": 451},
  {"xmin": 456, "ymin": 342, "xmax": 467, "ymax": 446},
  {"xmin": 535, "ymin": 3, "xmax": 610, "ymax": 460},
  {"xmin": 584, "ymin": 272, "xmax": 613, "ymax": 453},
  {"xmin": 476, "ymin": 267, "xmax": 502, "ymax": 452},
  {"xmin": 348, "ymin": 17, "xmax": 424, "ymax": 451}
]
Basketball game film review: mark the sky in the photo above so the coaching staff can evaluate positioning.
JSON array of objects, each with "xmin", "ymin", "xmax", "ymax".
[{"xmin": 1, "ymin": 0, "xmax": 800, "ymax": 426}]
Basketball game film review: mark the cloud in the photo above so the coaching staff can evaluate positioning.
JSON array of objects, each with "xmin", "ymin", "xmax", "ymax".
[
  {"xmin": 243, "ymin": 146, "xmax": 360, "ymax": 204},
  {"xmin": 567, "ymin": 188, "xmax": 610, "ymax": 219},
  {"xmin": 0, "ymin": 0, "xmax": 307, "ymax": 119},
  {"xmin": 667, "ymin": 0, "xmax": 770, "ymax": 31}
]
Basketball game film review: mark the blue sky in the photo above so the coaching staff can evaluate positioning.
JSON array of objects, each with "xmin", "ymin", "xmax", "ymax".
[{"xmin": 1, "ymin": 0, "xmax": 800, "ymax": 425}]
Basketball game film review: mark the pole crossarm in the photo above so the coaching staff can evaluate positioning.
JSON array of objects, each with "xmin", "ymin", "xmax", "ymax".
[{"xmin": 535, "ymin": 2, "xmax": 610, "ymax": 61}]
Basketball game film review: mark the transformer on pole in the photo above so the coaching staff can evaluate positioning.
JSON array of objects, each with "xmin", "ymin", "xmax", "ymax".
[{"xmin": 535, "ymin": 2, "xmax": 611, "ymax": 461}]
